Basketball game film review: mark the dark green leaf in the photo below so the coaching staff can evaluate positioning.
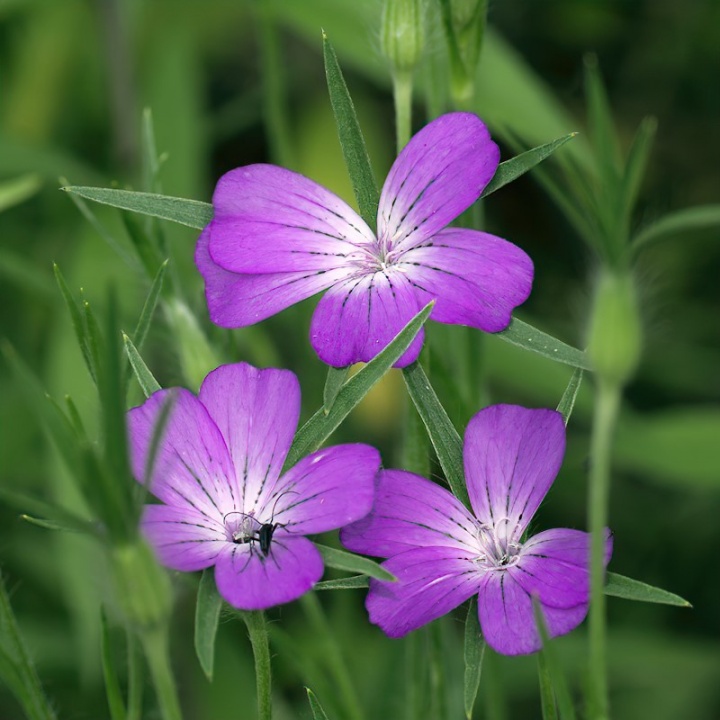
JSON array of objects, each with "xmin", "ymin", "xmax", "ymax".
[
  {"xmin": 307, "ymin": 688, "xmax": 331, "ymax": 720},
  {"xmin": 556, "ymin": 369, "xmax": 583, "ymax": 425},
  {"xmin": 322, "ymin": 33, "xmax": 379, "ymax": 229},
  {"xmin": 632, "ymin": 205, "xmax": 720, "ymax": 252},
  {"xmin": 481, "ymin": 133, "xmax": 577, "ymax": 199},
  {"xmin": 619, "ymin": 116, "xmax": 657, "ymax": 228},
  {"xmin": 314, "ymin": 575, "xmax": 369, "ymax": 591},
  {"xmin": 62, "ymin": 186, "xmax": 212, "ymax": 230},
  {"xmin": 463, "ymin": 597, "xmax": 484, "ymax": 720},
  {"xmin": 195, "ymin": 569, "xmax": 223, "ymax": 681},
  {"xmin": 285, "ymin": 302, "xmax": 433, "ymax": 468},
  {"xmin": 494, "ymin": 317, "xmax": 591, "ymax": 370},
  {"xmin": 402, "ymin": 361, "xmax": 469, "ymax": 507},
  {"xmin": 604, "ymin": 572, "xmax": 691, "ymax": 607},
  {"xmin": 314, "ymin": 544, "xmax": 395, "ymax": 582}
]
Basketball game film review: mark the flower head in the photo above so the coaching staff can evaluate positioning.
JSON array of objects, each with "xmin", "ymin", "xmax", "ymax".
[
  {"xmin": 196, "ymin": 112, "xmax": 533, "ymax": 368},
  {"xmin": 341, "ymin": 404, "xmax": 613, "ymax": 655},
  {"xmin": 127, "ymin": 362, "xmax": 380, "ymax": 610}
]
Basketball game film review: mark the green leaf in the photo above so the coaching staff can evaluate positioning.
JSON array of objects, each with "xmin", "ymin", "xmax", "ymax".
[
  {"xmin": 195, "ymin": 569, "xmax": 223, "ymax": 681},
  {"xmin": 323, "ymin": 33, "xmax": 379, "ymax": 229},
  {"xmin": 463, "ymin": 597, "xmax": 484, "ymax": 720},
  {"xmin": 0, "ymin": 571, "xmax": 57, "ymax": 720},
  {"xmin": 604, "ymin": 572, "xmax": 691, "ymax": 608},
  {"xmin": 285, "ymin": 302, "xmax": 433, "ymax": 468},
  {"xmin": 100, "ymin": 611, "xmax": 126, "ymax": 720},
  {"xmin": 631, "ymin": 205, "xmax": 720, "ymax": 252},
  {"xmin": 619, "ymin": 116, "xmax": 657, "ymax": 228},
  {"xmin": 62, "ymin": 186, "xmax": 212, "ymax": 230},
  {"xmin": 53, "ymin": 263, "xmax": 97, "ymax": 384},
  {"xmin": 481, "ymin": 133, "xmax": 577, "ymax": 199},
  {"xmin": 314, "ymin": 575, "xmax": 369, "ymax": 591},
  {"xmin": 121, "ymin": 211, "xmax": 165, "ymax": 279},
  {"xmin": 132, "ymin": 260, "xmax": 168, "ymax": 352},
  {"xmin": 537, "ymin": 650, "xmax": 558, "ymax": 720},
  {"xmin": 0, "ymin": 173, "xmax": 42, "ymax": 213},
  {"xmin": 314, "ymin": 544, "xmax": 395, "ymax": 582},
  {"xmin": 402, "ymin": 360, "xmax": 469, "ymax": 507},
  {"xmin": 556, "ymin": 368, "xmax": 583, "ymax": 426},
  {"xmin": 494, "ymin": 317, "xmax": 591, "ymax": 370},
  {"xmin": 307, "ymin": 688, "xmax": 331, "ymax": 720},
  {"xmin": 584, "ymin": 55, "xmax": 621, "ymax": 178},
  {"xmin": 323, "ymin": 365, "xmax": 350, "ymax": 415},
  {"xmin": 123, "ymin": 334, "xmax": 161, "ymax": 397}
]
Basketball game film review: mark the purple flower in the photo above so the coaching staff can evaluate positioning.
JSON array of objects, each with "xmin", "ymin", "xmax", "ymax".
[
  {"xmin": 341, "ymin": 404, "xmax": 613, "ymax": 655},
  {"xmin": 127, "ymin": 362, "xmax": 380, "ymax": 610},
  {"xmin": 196, "ymin": 112, "xmax": 533, "ymax": 368}
]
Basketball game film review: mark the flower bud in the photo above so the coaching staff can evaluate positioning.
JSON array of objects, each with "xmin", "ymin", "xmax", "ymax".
[
  {"xmin": 110, "ymin": 540, "xmax": 172, "ymax": 631},
  {"xmin": 381, "ymin": 0, "xmax": 424, "ymax": 75},
  {"xmin": 587, "ymin": 271, "xmax": 642, "ymax": 385}
]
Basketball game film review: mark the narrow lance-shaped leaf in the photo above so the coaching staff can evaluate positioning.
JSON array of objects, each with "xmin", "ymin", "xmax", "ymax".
[
  {"xmin": 195, "ymin": 569, "xmax": 223, "ymax": 681},
  {"xmin": 618, "ymin": 116, "xmax": 657, "ymax": 231},
  {"xmin": 402, "ymin": 360, "xmax": 469, "ymax": 508},
  {"xmin": 480, "ymin": 133, "xmax": 577, "ymax": 199},
  {"xmin": 323, "ymin": 33, "xmax": 379, "ymax": 229},
  {"xmin": 556, "ymin": 368, "xmax": 584, "ymax": 426},
  {"xmin": 494, "ymin": 316, "xmax": 592, "ymax": 370},
  {"xmin": 132, "ymin": 260, "xmax": 168, "ymax": 352},
  {"xmin": 285, "ymin": 302, "xmax": 433, "ymax": 468},
  {"xmin": 463, "ymin": 597, "xmax": 484, "ymax": 720},
  {"xmin": 0, "ymin": 571, "xmax": 57, "ymax": 720},
  {"xmin": 123, "ymin": 334, "xmax": 161, "ymax": 397},
  {"xmin": 604, "ymin": 572, "xmax": 691, "ymax": 607},
  {"xmin": 63, "ymin": 186, "xmax": 213, "ymax": 230},
  {"xmin": 0, "ymin": 173, "xmax": 42, "ymax": 212},
  {"xmin": 631, "ymin": 205, "xmax": 720, "ymax": 252},
  {"xmin": 314, "ymin": 544, "xmax": 395, "ymax": 582},
  {"xmin": 314, "ymin": 575, "xmax": 369, "ymax": 591},
  {"xmin": 307, "ymin": 688, "xmax": 331, "ymax": 720}
]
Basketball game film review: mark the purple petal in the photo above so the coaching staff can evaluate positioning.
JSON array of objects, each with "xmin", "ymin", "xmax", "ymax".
[
  {"xmin": 478, "ymin": 571, "xmax": 589, "ymax": 655},
  {"xmin": 269, "ymin": 444, "xmax": 380, "ymax": 534},
  {"xmin": 127, "ymin": 388, "xmax": 236, "ymax": 521},
  {"xmin": 365, "ymin": 546, "xmax": 482, "ymax": 638},
  {"xmin": 401, "ymin": 228, "xmax": 533, "ymax": 332},
  {"xmin": 142, "ymin": 504, "xmax": 227, "ymax": 572},
  {"xmin": 517, "ymin": 528, "xmax": 613, "ymax": 607},
  {"xmin": 196, "ymin": 224, "xmax": 347, "ymax": 328},
  {"xmin": 214, "ymin": 535, "xmax": 324, "ymax": 610},
  {"xmin": 207, "ymin": 164, "xmax": 375, "ymax": 274},
  {"xmin": 341, "ymin": 469, "xmax": 478, "ymax": 557},
  {"xmin": 309, "ymin": 270, "xmax": 424, "ymax": 368},
  {"xmin": 464, "ymin": 405, "xmax": 565, "ymax": 534},
  {"xmin": 198, "ymin": 363, "xmax": 299, "ymax": 515},
  {"xmin": 377, "ymin": 113, "xmax": 499, "ymax": 252}
]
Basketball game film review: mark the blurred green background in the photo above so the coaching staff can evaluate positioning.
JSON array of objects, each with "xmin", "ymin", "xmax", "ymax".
[{"xmin": 1, "ymin": 0, "xmax": 719, "ymax": 718}]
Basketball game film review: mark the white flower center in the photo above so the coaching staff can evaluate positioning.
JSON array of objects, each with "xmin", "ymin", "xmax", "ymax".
[{"xmin": 475, "ymin": 517, "xmax": 522, "ymax": 570}]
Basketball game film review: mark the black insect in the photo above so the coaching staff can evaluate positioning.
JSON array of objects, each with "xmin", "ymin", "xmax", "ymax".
[
  {"xmin": 258, "ymin": 522, "xmax": 281, "ymax": 556},
  {"xmin": 223, "ymin": 512, "xmax": 285, "ymax": 557}
]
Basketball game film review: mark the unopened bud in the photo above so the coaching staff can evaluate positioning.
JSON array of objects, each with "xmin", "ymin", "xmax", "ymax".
[
  {"xmin": 381, "ymin": 0, "xmax": 424, "ymax": 75},
  {"xmin": 588, "ymin": 271, "xmax": 642, "ymax": 385}
]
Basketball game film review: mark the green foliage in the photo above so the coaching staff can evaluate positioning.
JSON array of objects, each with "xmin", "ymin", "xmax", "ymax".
[{"xmin": 195, "ymin": 569, "xmax": 223, "ymax": 681}]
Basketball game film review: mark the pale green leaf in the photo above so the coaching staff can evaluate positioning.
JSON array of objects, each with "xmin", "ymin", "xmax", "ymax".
[
  {"xmin": 307, "ymin": 688, "xmax": 331, "ymax": 720},
  {"xmin": 463, "ymin": 597, "xmax": 484, "ymax": 720},
  {"xmin": 314, "ymin": 575, "xmax": 369, "ymax": 591},
  {"xmin": 123, "ymin": 334, "xmax": 161, "ymax": 397},
  {"xmin": 632, "ymin": 205, "xmax": 720, "ymax": 252},
  {"xmin": 62, "ymin": 186, "xmax": 212, "ymax": 229},
  {"xmin": 605, "ymin": 573, "xmax": 691, "ymax": 608},
  {"xmin": 556, "ymin": 369, "xmax": 584, "ymax": 425},
  {"xmin": 323, "ymin": 366, "xmax": 350, "ymax": 415},
  {"xmin": 0, "ymin": 173, "xmax": 42, "ymax": 212},
  {"xmin": 314, "ymin": 544, "xmax": 395, "ymax": 582}
]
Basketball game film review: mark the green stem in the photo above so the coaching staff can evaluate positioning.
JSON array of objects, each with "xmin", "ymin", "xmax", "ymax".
[
  {"xmin": 126, "ymin": 632, "xmax": 143, "ymax": 720},
  {"xmin": 241, "ymin": 611, "xmax": 272, "ymax": 720},
  {"xmin": 587, "ymin": 378, "xmax": 620, "ymax": 720},
  {"xmin": 300, "ymin": 594, "xmax": 364, "ymax": 720},
  {"xmin": 392, "ymin": 70, "xmax": 413, "ymax": 152},
  {"xmin": 429, "ymin": 621, "xmax": 448, "ymax": 720},
  {"xmin": 142, "ymin": 628, "xmax": 182, "ymax": 720}
]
